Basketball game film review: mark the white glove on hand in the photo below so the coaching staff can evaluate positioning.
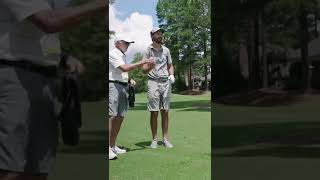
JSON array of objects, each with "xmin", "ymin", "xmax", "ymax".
[{"xmin": 168, "ymin": 75, "xmax": 175, "ymax": 84}]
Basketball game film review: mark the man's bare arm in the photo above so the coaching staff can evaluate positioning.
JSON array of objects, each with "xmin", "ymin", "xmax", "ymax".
[
  {"xmin": 28, "ymin": 0, "xmax": 107, "ymax": 33},
  {"xmin": 168, "ymin": 63, "xmax": 174, "ymax": 75},
  {"xmin": 119, "ymin": 59, "xmax": 154, "ymax": 72},
  {"xmin": 142, "ymin": 63, "xmax": 154, "ymax": 74}
]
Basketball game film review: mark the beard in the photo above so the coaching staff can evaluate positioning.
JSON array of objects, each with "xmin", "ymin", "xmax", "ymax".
[{"xmin": 153, "ymin": 37, "xmax": 163, "ymax": 44}]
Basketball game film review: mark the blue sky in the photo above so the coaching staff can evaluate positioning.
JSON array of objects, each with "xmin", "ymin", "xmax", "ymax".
[
  {"xmin": 109, "ymin": 0, "xmax": 160, "ymax": 62},
  {"xmin": 113, "ymin": 0, "xmax": 159, "ymax": 26}
]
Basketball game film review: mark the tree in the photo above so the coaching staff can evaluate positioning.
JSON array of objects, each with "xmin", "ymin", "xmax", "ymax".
[
  {"xmin": 214, "ymin": 0, "xmax": 320, "ymax": 96},
  {"xmin": 213, "ymin": 0, "xmax": 250, "ymax": 96},
  {"xmin": 265, "ymin": 0, "xmax": 320, "ymax": 92},
  {"xmin": 109, "ymin": 0, "xmax": 115, "ymax": 38},
  {"xmin": 128, "ymin": 53, "xmax": 148, "ymax": 93},
  {"xmin": 61, "ymin": 0, "xmax": 107, "ymax": 101},
  {"xmin": 157, "ymin": 0, "xmax": 211, "ymax": 90}
]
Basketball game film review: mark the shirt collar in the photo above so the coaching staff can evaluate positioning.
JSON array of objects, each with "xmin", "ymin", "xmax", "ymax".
[
  {"xmin": 114, "ymin": 48, "xmax": 126, "ymax": 57},
  {"xmin": 149, "ymin": 44, "xmax": 163, "ymax": 51}
]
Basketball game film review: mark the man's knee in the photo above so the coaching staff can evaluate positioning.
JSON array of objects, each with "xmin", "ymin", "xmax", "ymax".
[
  {"xmin": 109, "ymin": 116, "xmax": 124, "ymax": 121},
  {"xmin": 160, "ymin": 109, "xmax": 169, "ymax": 113},
  {"xmin": 150, "ymin": 111, "xmax": 159, "ymax": 116}
]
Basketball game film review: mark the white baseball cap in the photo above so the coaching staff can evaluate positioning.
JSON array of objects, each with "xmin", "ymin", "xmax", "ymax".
[
  {"xmin": 150, "ymin": 27, "xmax": 162, "ymax": 34},
  {"xmin": 114, "ymin": 34, "xmax": 135, "ymax": 44}
]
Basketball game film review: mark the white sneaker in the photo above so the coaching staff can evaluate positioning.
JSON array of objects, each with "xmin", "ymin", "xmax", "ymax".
[
  {"xmin": 163, "ymin": 139, "xmax": 173, "ymax": 148},
  {"xmin": 109, "ymin": 147, "xmax": 117, "ymax": 160},
  {"xmin": 112, "ymin": 146, "xmax": 127, "ymax": 154},
  {"xmin": 149, "ymin": 139, "xmax": 158, "ymax": 149}
]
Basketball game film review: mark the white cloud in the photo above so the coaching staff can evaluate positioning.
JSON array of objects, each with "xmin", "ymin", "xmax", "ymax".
[{"xmin": 109, "ymin": 5, "xmax": 154, "ymax": 62}]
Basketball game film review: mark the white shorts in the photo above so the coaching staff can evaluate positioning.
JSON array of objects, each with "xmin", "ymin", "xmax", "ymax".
[{"xmin": 147, "ymin": 79, "xmax": 171, "ymax": 111}]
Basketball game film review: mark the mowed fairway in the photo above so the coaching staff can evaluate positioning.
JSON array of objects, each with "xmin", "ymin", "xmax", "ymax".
[
  {"xmin": 109, "ymin": 93, "xmax": 211, "ymax": 180},
  {"xmin": 48, "ymin": 93, "xmax": 211, "ymax": 180},
  {"xmin": 213, "ymin": 95, "xmax": 320, "ymax": 180}
]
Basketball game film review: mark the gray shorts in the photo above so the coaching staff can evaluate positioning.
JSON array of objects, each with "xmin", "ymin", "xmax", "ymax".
[
  {"xmin": 0, "ymin": 65, "xmax": 60, "ymax": 174},
  {"xmin": 109, "ymin": 82, "xmax": 128, "ymax": 117},
  {"xmin": 147, "ymin": 79, "xmax": 171, "ymax": 111}
]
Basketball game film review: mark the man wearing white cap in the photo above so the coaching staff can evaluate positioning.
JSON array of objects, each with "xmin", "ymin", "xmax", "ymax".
[
  {"xmin": 109, "ymin": 34, "xmax": 154, "ymax": 160},
  {"xmin": 142, "ymin": 27, "xmax": 175, "ymax": 149}
]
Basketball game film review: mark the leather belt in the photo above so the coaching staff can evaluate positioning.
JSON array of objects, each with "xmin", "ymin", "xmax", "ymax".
[
  {"xmin": 0, "ymin": 59, "xmax": 58, "ymax": 77},
  {"xmin": 109, "ymin": 80, "xmax": 128, "ymax": 86}
]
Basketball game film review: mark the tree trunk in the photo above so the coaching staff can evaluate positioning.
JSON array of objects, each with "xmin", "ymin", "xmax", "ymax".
[
  {"xmin": 248, "ymin": 16, "xmax": 259, "ymax": 89},
  {"xmin": 254, "ymin": 11, "xmax": 261, "ymax": 88},
  {"xmin": 203, "ymin": 35, "xmax": 208, "ymax": 91},
  {"xmin": 299, "ymin": 6, "xmax": 311, "ymax": 92},
  {"xmin": 188, "ymin": 66, "xmax": 193, "ymax": 90},
  {"xmin": 260, "ymin": 11, "xmax": 268, "ymax": 88},
  {"xmin": 315, "ymin": 11, "xmax": 318, "ymax": 38},
  {"xmin": 204, "ymin": 63, "xmax": 208, "ymax": 91}
]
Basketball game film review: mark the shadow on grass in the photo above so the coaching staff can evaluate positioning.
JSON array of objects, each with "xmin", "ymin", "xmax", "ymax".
[
  {"xmin": 132, "ymin": 100, "xmax": 211, "ymax": 112},
  {"xmin": 58, "ymin": 130, "xmax": 106, "ymax": 154},
  {"xmin": 215, "ymin": 146, "xmax": 320, "ymax": 158},
  {"xmin": 214, "ymin": 89, "xmax": 304, "ymax": 107},
  {"xmin": 213, "ymin": 121, "xmax": 320, "ymax": 158},
  {"xmin": 178, "ymin": 107, "xmax": 211, "ymax": 112},
  {"xmin": 213, "ymin": 121, "xmax": 320, "ymax": 149},
  {"xmin": 126, "ymin": 141, "xmax": 151, "ymax": 152}
]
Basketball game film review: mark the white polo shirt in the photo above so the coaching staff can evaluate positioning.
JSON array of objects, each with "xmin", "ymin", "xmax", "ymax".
[
  {"xmin": 0, "ymin": 0, "xmax": 62, "ymax": 66},
  {"xmin": 109, "ymin": 48, "xmax": 128, "ymax": 83}
]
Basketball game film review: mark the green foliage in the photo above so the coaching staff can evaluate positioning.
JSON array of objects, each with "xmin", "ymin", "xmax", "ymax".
[
  {"xmin": 156, "ymin": 0, "xmax": 211, "ymax": 90},
  {"xmin": 173, "ymin": 77, "xmax": 187, "ymax": 92},
  {"xmin": 214, "ymin": 0, "xmax": 320, "ymax": 94},
  {"xmin": 128, "ymin": 53, "xmax": 148, "ymax": 93},
  {"xmin": 109, "ymin": 0, "xmax": 115, "ymax": 37},
  {"xmin": 61, "ymin": 0, "xmax": 107, "ymax": 101}
]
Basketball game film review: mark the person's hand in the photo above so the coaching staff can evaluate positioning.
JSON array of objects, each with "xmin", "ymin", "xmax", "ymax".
[
  {"xmin": 141, "ymin": 58, "xmax": 155, "ymax": 66},
  {"xmin": 66, "ymin": 56, "xmax": 85, "ymax": 74},
  {"xmin": 148, "ymin": 57, "xmax": 156, "ymax": 67},
  {"xmin": 131, "ymin": 79, "xmax": 136, "ymax": 86},
  {"xmin": 168, "ymin": 74, "xmax": 175, "ymax": 84}
]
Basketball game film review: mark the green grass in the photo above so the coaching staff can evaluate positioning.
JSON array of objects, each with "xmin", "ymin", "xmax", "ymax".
[
  {"xmin": 49, "ymin": 100, "xmax": 107, "ymax": 180},
  {"xmin": 49, "ymin": 93, "xmax": 211, "ymax": 180},
  {"xmin": 109, "ymin": 93, "xmax": 211, "ymax": 180},
  {"xmin": 213, "ymin": 95, "xmax": 320, "ymax": 180}
]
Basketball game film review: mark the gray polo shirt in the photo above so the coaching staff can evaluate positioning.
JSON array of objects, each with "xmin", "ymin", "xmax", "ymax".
[
  {"xmin": 0, "ymin": 0, "xmax": 62, "ymax": 66},
  {"xmin": 143, "ymin": 44, "xmax": 172, "ymax": 80}
]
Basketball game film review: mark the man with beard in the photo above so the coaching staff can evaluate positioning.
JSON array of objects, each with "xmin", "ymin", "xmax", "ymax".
[
  {"xmin": 0, "ymin": 0, "xmax": 106, "ymax": 179},
  {"xmin": 142, "ymin": 27, "xmax": 175, "ymax": 149}
]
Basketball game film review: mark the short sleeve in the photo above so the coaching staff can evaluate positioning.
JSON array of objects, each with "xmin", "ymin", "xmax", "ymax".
[
  {"xmin": 167, "ymin": 49, "xmax": 172, "ymax": 64},
  {"xmin": 1, "ymin": 0, "xmax": 51, "ymax": 21},
  {"xmin": 143, "ymin": 48, "xmax": 150, "ymax": 59},
  {"xmin": 109, "ymin": 53, "xmax": 124, "ymax": 68}
]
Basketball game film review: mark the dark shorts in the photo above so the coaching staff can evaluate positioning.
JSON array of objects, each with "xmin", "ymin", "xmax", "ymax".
[{"xmin": 0, "ymin": 65, "xmax": 60, "ymax": 174}]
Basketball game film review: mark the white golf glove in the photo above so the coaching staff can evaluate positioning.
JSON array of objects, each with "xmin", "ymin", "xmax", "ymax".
[{"xmin": 168, "ymin": 74, "xmax": 175, "ymax": 84}]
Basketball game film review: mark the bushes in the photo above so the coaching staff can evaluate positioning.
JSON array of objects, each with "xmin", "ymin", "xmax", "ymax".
[
  {"xmin": 214, "ymin": 55, "xmax": 248, "ymax": 97},
  {"xmin": 172, "ymin": 77, "xmax": 187, "ymax": 92},
  {"xmin": 284, "ymin": 61, "xmax": 303, "ymax": 90},
  {"xmin": 311, "ymin": 61, "xmax": 320, "ymax": 89}
]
